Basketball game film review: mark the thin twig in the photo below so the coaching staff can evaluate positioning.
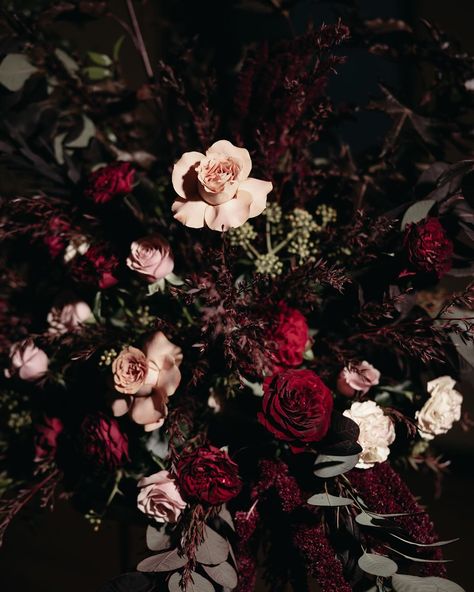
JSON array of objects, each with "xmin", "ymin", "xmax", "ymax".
[{"xmin": 125, "ymin": 0, "xmax": 154, "ymax": 80}]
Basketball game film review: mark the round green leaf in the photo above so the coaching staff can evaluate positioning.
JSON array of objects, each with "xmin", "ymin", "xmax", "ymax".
[{"xmin": 358, "ymin": 552, "xmax": 398, "ymax": 577}]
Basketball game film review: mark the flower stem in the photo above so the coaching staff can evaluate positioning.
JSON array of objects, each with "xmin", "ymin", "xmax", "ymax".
[{"xmin": 125, "ymin": 0, "xmax": 154, "ymax": 80}]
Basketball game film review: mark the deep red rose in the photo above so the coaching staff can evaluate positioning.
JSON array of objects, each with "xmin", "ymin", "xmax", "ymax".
[
  {"xmin": 176, "ymin": 445, "xmax": 242, "ymax": 505},
  {"xmin": 81, "ymin": 414, "xmax": 129, "ymax": 468},
  {"xmin": 403, "ymin": 217, "xmax": 453, "ymax": 279},
  {"xmin": 85, "ymin": 162, "xmax": 135, "ymax": 204},
  {"xmin": 71, "ymin": 243, "xmax": 119, "ymax": 289},
  {"xmin": 34, "ymin": 417, "xmax": 63, "ymax": 461},
  {"xmin": 258, "ymin": 369, "xmax": 333, "ymax": 453},
  {"xmin": 269, "ymin": 303, "xmax": 309, "ymax": 369},
  {"xmin": 43, "ymin": 217, "xmax": 71, "ymax": 258}
]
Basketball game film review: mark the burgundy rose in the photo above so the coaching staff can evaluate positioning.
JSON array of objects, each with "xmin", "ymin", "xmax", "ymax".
[
  {"xmin": 34, "ymin": 417, "xmax": 63, "ymax": 461},
  {"xmin": 43, "ymin": 217, "xmax": 71, "ymax": 258},
  {"xmin": 81, "ymin": 414, "xmax": 129, "ymax": 468},
  {"xmin": 258, "ymin": 369, "xmax": 333, "ymax": 453},
  {"xmin": 85, "ymin": 162, "xmax": 135, "ymax": 204},
  {"xmin": 71, "ymin": 243, "xmax": 119, "ymax": 289},
  {"xmin": 403, "ymin": 217, "xmax": 453, "ymax": 279},
  {"xmin": 269, "ymin": 303, "xmax": 309, "ymax": 369},
  {"xmin": 176, "ymin": 445, "xmax": 242, "ymax": 505}
]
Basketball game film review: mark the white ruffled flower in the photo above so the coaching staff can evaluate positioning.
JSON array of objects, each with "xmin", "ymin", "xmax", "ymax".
[{"xmin": 416, "ymin": 376, "xmax": 462, "ymax": 441}]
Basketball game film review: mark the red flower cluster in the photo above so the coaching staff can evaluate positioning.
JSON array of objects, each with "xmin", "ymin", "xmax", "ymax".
[
  {"xmin": 71, "ymin": 243, "xmax": 119, "ymax": 289},
  {"xmin": 81, "ymin": 415, "xmax": 129, "ymax": 468},
  {"xmin": 269, "ymin": 303, "xmax": 309, "ymax": 369},
  {"xmin": 258, "ymin": 369, "xmax": 333, "ymax": 453},
  {"xmin": 176, "ymin": 445, "xmax": 242, "ymax": 505},
  {"xmin": 85, "ymin": 162, "xmax": 135, "ymax": 204},
  {"xmin": 403, "ymin": 217, "xmax": 453, "ymax": 278},
  {"xmin": 43, "ymin": 217, "xmax": 71, "ymax": 259},
  {"xmin": 34, "ymin": 417, "xmax": 63, "ymax": 461}
]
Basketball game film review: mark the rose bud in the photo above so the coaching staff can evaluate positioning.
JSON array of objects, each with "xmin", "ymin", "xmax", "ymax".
[
  {"xmin": 5, "ymin": 339, "xmax": 49, "ymax": 381},
  {"xmin": 80, "ymin": 414, "xmax": 129, "ymax": 468},
  {"xmin": 336, "ymin": 361, "xmax": 380, "ymax": 398},
  {"xmin": 85, "ymin": 162, "xmax": 135, "ymax": 204},
  {"xmin": 403, "ymin": 217, "xmax": 453, "ymax": 279},
  {"xmin": 137, "ymin": 470, "xmax": 186, "ymax": 523},
  {"xmin": 268, "ymin": 302, "xmax": 309, "ymax": 370},
  {"xmin": 126, "ymin": 235, "xmax": 174, "ymax": 283},
  {"xmin": 176, "ymin": 445, "xmax": 242, "ymax": 505},
  {"xmin": 34, "ymin": 417, "xmax": 63, "ymax": 461},
  {"xmin": 47, "ymin": 301, "xmax": 92, "ymax": 335}
]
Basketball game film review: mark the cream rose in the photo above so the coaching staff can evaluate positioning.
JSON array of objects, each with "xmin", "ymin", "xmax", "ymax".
[
  {"xmin": 47, "ymin": 301, "xmax": 92, "ymax": 334},
  {"xmin": 336, "ymin": 361, "xmax": 380, "ymax": 398},
  {"xmin": 6, "ymin": 340, "xmax": 49, "ymax": 381},
  {"xmin": 112, "ymin": 332, "xmax": 183, "ymax": 431},
  {"xmin": 137, "ymin": 470, "xmax": 186, "ymax": 523},
  {"xmin": 343, "ymin": 401, "xmax": 395, "ymax": 469},
  {"xmin": 126, "ymin": 235, "xmax": 174, "ymax": 283},
  {"xmin": 416, "ymin": 376, "xmax": 462, "ymax": 441},
  {"xmin": 171, "ymin": 139, "xmax": 272, "ymax": 231}
]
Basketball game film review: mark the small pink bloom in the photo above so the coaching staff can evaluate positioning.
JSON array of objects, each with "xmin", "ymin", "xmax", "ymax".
[
  {"xmin": 137, "ymin": 470, "xmax": 186, "ymax": 523},
  {"xmin": 126, "ymin": 235, "xmax": 174, "ymax": 283},
  {"xmin": 85, "ymin": 162, "xmax": 135, "ymax": 204},
  {"xmin": 6, "ymin": 339, "xmax": 49, "ymax": 381},
  {"xmin": 337, "ymin": 361, "xmax": 380, "ymax": 398},
  {"xmin": 47, "ymin": 301, "xmax": 92, "ymax": 334},
  {"xmin": 34, "ymin": 417, "xmax": 63, "ymax": 461},
  {"xmin": 172, "ymin": 139, "xmax": 272, "ymax": 231}
]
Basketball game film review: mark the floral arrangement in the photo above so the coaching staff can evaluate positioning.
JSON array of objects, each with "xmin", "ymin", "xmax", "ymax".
[{"xmin": 0, "ymin": 2, "xmax": 473, "ymax": 592}]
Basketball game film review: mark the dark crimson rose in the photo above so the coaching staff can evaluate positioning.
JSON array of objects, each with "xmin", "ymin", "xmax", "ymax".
[
  {"xmin": 43, "ymin": 217, "xmax": 71, "ymax": 258},
  {"xmin": 258, "ymin": 369, "xmax": 333, "ymax": 453},
  {"xmin": 81, "ymin": 414, "xmax": 129, "ymax": 468},
  {"xmin": 85, "ymin": 162, "xmax": 135, "ymax": 204},
  {"xmin": 403, "ymin": 217, "xmax": 453, "ymax": 279},
  {"xmin": 34, "ymin": 417, "xmax": 63, "ymax": 461},
  {"xmin": 71, "ymin": 243, "xmax": 119, "ymax": 289},
  {"xmin": 176, "ymin": 445, "xmax": 242, "ymax": 505},
  {"xmin": 269, "ymin": 303, "xmax": 309, "ymax": 369}
]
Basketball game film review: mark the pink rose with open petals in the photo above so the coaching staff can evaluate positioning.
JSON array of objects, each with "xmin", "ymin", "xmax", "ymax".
[
  {"xmin": 126, "ymin": 236, "xmax": 174, "ymax": 282},
  {"xmin": 6, "ymin": 340, "xmax": 49, "ymax": 381},
  {"xmin": 47, "ymin": 301, "xmax": 92, "ymax": 334},
  {"xmin": 172, "ymin": 139, "xmax": 273, "ymax": 231},
  {"xmin": 337, "ymin": 361, "xmax": 380, "ymax": 398},
  {"xmin": 112, "ymin": 332, "xmax": 183, "ymax": 431},
  {"xmin": 137, "ymin": 470, "xmax": 186, "ymax": 523}
]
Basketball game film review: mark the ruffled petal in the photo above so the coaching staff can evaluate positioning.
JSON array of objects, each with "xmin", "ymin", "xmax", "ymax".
[
  {"xmin": 171, "ymin": 151, "xmax": 204, "ymax": 198},
  {"xmin": 130, "ymin": 394, "xmax": 166, "ymax": 427},
  {"xmin": 207, "ymin": 140, "xmax": 252, "ymax": 180},
  {"xmin": 156, "ymin": 356, "xmax": 182, "ymax": 397},
  {"xmin": 144, "ymin": 419, "xmax": 166, "ymax": 432},
  {"xmin": 172, "ymin": 197, "xmax": 208, "ymax": 229},
  {"xmin": 238, "ymin": 177, "xmax": 273, "ymax": 218},
  {"xmin": 204, "ymin": 192, "xmax": 253, "ymax": 231},
  {"xmin": 144, "ymin": 332, "xmax": 183, "ymax": 367}
]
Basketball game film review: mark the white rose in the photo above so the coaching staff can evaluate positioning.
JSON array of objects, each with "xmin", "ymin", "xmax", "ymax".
[
  {"xmin": 416, "ymin": 376, "xmax": 462, "ymax": 441},
  {"xmin": 47, "ymin": 301, "xmax": 93, "ymax": 334},
  {"xmin": 343, "ymin": 401, "xmax": 395, "ymax": 469}
]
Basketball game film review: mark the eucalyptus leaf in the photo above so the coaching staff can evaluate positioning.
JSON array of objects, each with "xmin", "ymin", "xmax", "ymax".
[
  {"xmin": 146, "ymin": 524, "xmax": 171, "ymax": 551},
  {"xmin": 219, "ymin": 506, "xmax": 235, "ymax": 530},
  {"xmin": 313, "ymin": 453, "xmax": 359, "ymax": 478},
  {"xmin": 307, "ymin": 493, "xmax": 353, "ymax": 507},
  {"xmin": 388, "ymin": 531, "xmax": 458, "ymax": 548},
  {"xmin": 241, "ymin": 377, "xmax": 263, "ymax": 397},
  {"xmin": 88, "ymin": 51, "xmax": 113, "ymax": 66},
  {"xmin": 137, "ymin": 549, "xmax": 188, "ymax": 572},
  {"xmin": 384, "ymin": 546, "xmax": 451, "ymax": 563},
  {"xmin": 55, "ymin": 48, "xmax": 79, "ymax": 77},
  {"xmin": 148, "ymin": 278, "xmax": 166, "ymax": 296},
  {"xmin": 168, "ymin": 571, "xmax": 215, "ymax": 592},
  {"xmin": 392, "ymin": 574, "xmax": 465, "ymax": 592},
  {"xmin": 195, "ymin": 526, "xmax": 229, "ymax": 565},
  {"xmin": 400, "ymin": 199, "xmax": 435, "ymax": 230},
  {"xmin": 165, "ymin": 272, "xmax": 184, "ymax": 286},
  {"xmin": 65, "ymin": 116, "xmax": 96, "ymax": 149},
  {"xmin": 355, "ymin": 512, "xmax": 380, "ymax": 527},
  {"xmin": 53, "ymin": 133, "xmax": 67, "ymax": 164},
  {"xmin": 358, "ymin": 553, "xmax": 398, "ymax": 577},
  {"xmin": 203, "ymin": 562, "xmax": 238, "ymax": 588},
  {"xmin": 0, "ymin": 53, "xmax": 38, "ymax": 91}
]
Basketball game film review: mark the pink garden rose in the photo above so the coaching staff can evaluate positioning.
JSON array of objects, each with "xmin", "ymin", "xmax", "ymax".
[
  {"xmin": 336, "ymin": 361, "xmax": 380, "ymax": 398},
  {"xmin": 126, "ymin": 235, "xmax": 174, "ymax": 282},
  {"xmin": 6, "ymin": 340, "xmax": 49, "ymax": 381},
  {"xmin": 172, "ymin": 139, "xmax": 273, "ymax": 231},
  {"xmin": 47, "ymin": 301, "xmax": 92, "ymax": 334},
  {"xmin": 137, "ymin": 470, "xmax": 186, "ymax": 523},
  {"xmin": 112, "ymin": 332, "xmax": 183, "ymax": 431}
]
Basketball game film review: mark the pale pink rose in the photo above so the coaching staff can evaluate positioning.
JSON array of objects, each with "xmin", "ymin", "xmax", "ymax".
[
  {"xmin": 337, "ymin": 361, "xmax": 380, "ymax": 398},
  {"xmin": 6, "ymin": 340, "xmax": 49, "ymax": 381},
  {"xmin": 343, "ymin": 401, "xmax": 395, "ymax": 469},
  {"xmin": 47, "ymin": 301, "xmax": 92, "ymax": 334},
  {"xmin": 112, "ymin": 332, "xmax": 183, "ymax": 431},
  {"xmin": 126, "ymin": 235, "xmax": 174, "ymax": 283},
  {"xmin": 137, "ymin": 470, "xmax": 186, "ymax": 523},
  {"xmin": 172, "ymin": 139, "xmax": 273, "ymax": 231},
  {"xmin": 416, "ymin": 376, "xmax": 462, "ymax": 440}
]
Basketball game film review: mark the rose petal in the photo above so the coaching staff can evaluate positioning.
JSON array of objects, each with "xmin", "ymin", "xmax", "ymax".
[
  {"xmin": 156, "ymin": 358, "xmax": 182, "ymax": 397},
  {"xmin": 206, "ymin": 140, "xmax": 252, "ymax": 180},
  {"xmin": 144, "ymin": 418, "xmax": 166, "ymax": 432},
  {"xmin": 238, "ymin": 177, "xmax": 273, "ymax": 218},
  {"xmin": 112, "ymin": 397, "xmax": 132, "ymax": 417},
  {"xmin": 130, "ymin": 395, "xmax": 166, "ymax": 427},
  {"xmin": 204, "ymin": 192, "xmax": 253, "ymax": 231},
  {"xmin": 144, "ymin": 332, "xmax": 183, "ymax": 368},
  {"xmin": 171, "ymin": 151, "xmax": 204, "ymax": 198},
  {"xmin": 172, "ymin": 197, "xmax": 209, "ymax": 229}
]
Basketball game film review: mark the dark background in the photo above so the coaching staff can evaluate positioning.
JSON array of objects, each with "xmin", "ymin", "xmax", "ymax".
[{"xmin": 0, "ymin": 1, "xmax": 473, "ymax": 590}]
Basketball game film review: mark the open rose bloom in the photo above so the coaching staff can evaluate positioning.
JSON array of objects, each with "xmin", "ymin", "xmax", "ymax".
[
  {"xmin": 47, "ymin": 301, "xmax": 93, "ymax": 334},
  {"xmin": 126, "ymin": 235, "xmax": 174, "ymax": 283},
  {"xmin": 6, "ymin": 340, "xmax": 49, "ymax": 381},
  {"xmin": 111, "ymin": 332, "xmax": 182, "ymax": 431},
  {"xmin": 137, "ymin": 470, "xmax": 186, "ymax": 523},
  {"xmin": 416, "ymin": 376, "xmax": 462, "ymax": 440},
  {"xmin": 172, "ymin": 140, "xmax": 273, "ymax": 231}
]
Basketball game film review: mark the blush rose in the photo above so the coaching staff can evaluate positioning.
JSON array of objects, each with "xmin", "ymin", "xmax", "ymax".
[
  {"xmin": 336, "ymin": 361, "xmax": 380, "ymax": 398},
  {"xmin": 6, "ymin": 340, "xmax": 49, "ymax": 381},
  {"xmin": 137, "ymin": 470, "xmax": 186, "ymax": 523},
  {"xmin": 126, "ymin": 235, "xmax": 174, "ymax": 283},
  {"xmin": 47, "ymin": 301, "xmax": 92, "ymax": 334}
]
